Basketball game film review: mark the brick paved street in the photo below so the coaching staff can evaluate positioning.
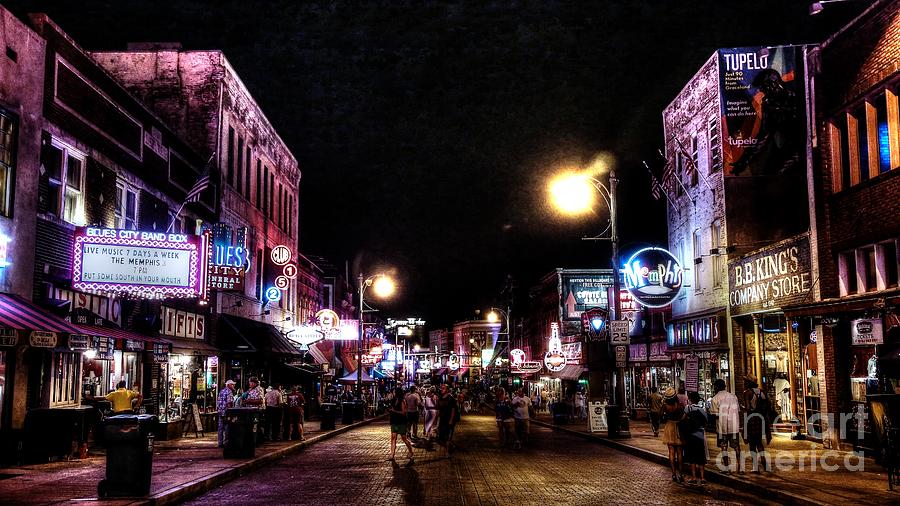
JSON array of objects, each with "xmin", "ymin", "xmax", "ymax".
[{"xmin": 189, "ymin": 415, "xmax": 773, "ymax": 505}]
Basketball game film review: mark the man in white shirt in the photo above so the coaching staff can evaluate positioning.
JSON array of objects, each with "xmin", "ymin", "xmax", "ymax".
[
  {"xmin": 709, "ymin": 378, "xmax": 742, "ymax": 471},
  {"xmin": 405, "ymin": 386, "xmax": 423, "ymax": 438},
  {"xmin": 511, "ymin": 389, "xmax": 532, "ymax": 449},
  {"xmin": 265, "ymin": 384, "xmax": 284, "ymax": 441}
]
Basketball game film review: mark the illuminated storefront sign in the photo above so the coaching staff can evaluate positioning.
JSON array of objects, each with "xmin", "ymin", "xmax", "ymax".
[
  {"xmin": 265, "ymin": 245, "xmax": 295, "ymax": 302},
  {"xmin": 209, "ymin": 245, "xmax": 249, "ymax": 291},
  {"xmin": 728, "ymin": 235, "xmax": 811, "ymax": 314},
  {"xmin": 544, "ymin": 322, "xmax": 566, "ymax": 372},
  {"xmin": 622, "ymin": 247, "xmax": 684, "ymax": 308},
  {"xmin": 30, "ymin": 331, "xmax": 58, "ymax": 348},
  {"xmin": 0, "ymin": 328, "xmax": 17, "ymax": 346},
  {"xmin": 316, "ymin": 309, "xmax": 340, "ymax": 333},
  {"xmin": 447, "ymin": 352, "xmax": 460, "ymax": 371},
  {"xmin": 161, "ymin": 306, "xmax": 206, "ymax": 340},
  {"xmin": 509, "ymin": 347, "xmax": 542, "ymax": 374},
  {"xmin": 73, "ymin": 227, "xmax": 208, "ymax": 299}
]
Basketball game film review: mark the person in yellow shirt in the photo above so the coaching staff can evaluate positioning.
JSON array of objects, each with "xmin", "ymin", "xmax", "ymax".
[{"xmin": 105, "ymin": 380, "xmax": 142, "ymax": 414}]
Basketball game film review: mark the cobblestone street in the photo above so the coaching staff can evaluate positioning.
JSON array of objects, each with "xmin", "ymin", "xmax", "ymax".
[{"xmin": 190, "ymin": 415, "xmax": 773, "ymax": 505}]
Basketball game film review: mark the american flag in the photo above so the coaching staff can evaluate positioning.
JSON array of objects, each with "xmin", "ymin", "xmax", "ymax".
[{"xmin": 184, "ymin": 173, "xmax": 211, "ymax": 203}]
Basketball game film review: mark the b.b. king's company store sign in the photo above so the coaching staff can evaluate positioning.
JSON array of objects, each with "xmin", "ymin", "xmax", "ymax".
[
  {"xmin": 72, "ymin": 227, "xmax": 208, "ymax": 299},
  {"xmin": 728, "ymin": 235, "xmax": 811, "ymax": 314}
]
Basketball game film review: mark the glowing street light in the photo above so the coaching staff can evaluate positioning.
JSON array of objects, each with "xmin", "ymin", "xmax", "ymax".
[{"xmin": 357, "ymin": 272, "xmax": 395, "ymax": 399}]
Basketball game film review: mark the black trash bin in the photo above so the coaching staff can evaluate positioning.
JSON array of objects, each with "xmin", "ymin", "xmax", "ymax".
[
  {"xmin": 341, "ymin": 402, "xmax": 355, "ymax": 425},
  {"xmin": 320, "ymin": 403, "xmax": 336, "ymax": 431},
  {"xmin": 352, "ymin": 401, "xmax": 365, "ymax": 421},
  {"xmin": 606, "ymin": 405, "xmax": 621, "ymax": 438},
  {"xmin": 98, "ymin": 414, "xmax": 158, "ymax": 498},
  {"xmin": 223, "ymin": 407, "xmax": 260, "ymax": 458}
]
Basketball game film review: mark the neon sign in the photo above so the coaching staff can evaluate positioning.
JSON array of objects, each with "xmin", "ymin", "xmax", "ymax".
[
  {"xmin": 72, "ymin": 227, "xmax": 207, "ymax": 299},
  {"xmin": 622, "ymin": 247, "xmax": 684, "ymax": 308},
  {"xmin": 544, "ymin": 322, "xmax": 567, "ymax": 372},
  {"xmin": 447, "ymin": 352, "xmax": 460, "ymax": 371},
  {"xmin": 510, "ymin": 348, "xmax": 542, "ymax": 374},
  {"xmin": 265, "ymin": 286, "xmax": 282, "ymax": 302}
]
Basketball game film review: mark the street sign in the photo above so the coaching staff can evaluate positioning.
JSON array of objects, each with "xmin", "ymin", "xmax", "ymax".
[
  {"xmin": 615, "ymin": 345, "xmax": 627, "ymax": 368},
  {"xmin": 589, "ymin": 401, "xmax": 608, "ymax": 432},
  {"xmin": 610, "ymin": 320, "xmax": 630, "ymax": 344}
]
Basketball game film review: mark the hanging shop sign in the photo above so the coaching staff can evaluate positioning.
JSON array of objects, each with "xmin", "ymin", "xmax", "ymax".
[
  {"xmin": 649, "ymin": 342, "xmax": 669, "ymax": 361},
  {"xmin": 207, "ymin": 226, "xmax": 250, "ymax": 292},
  {"xmin": 161, "ymin": 306, "xmax": 205, "ymax": 340},
  {"xmin": 447, "ymin": 352, "xmax": 460, "ymax": 371},
  {"xmin": 561, "ymin": 342, "xmax": 582, "ymax": 362},
  {"xmin": 728, "ymin": 235, "xmax": 811, "ymax": 314},
  {"xmin": 287, "ymin": 325, "xmax": 325, "ymax": 347},
  {"xmin": 544, "ymin": 323, "xmax": 567, "ymax": 372},
  {"xmin": 264, "ymin": 245, "xmax": 295, "ymax": 302},
  {"xmin": 30, "ymin": 331, "xmax": 58, "ymax": 348},
  {"xmin": 94, "ymin": 336, "xmax": 114, "ymax": 360},
  {"xmin": 582, "ymin": 307, "xmax": 608, "ymax": 340},
  {"xmin": 72, "ymin": 227, "xmax": 209, "ymax": 299},
  {"xmin": 316, "ymin": 309, "xmax": 340, "ymax": 333},
  {"xmin": 153, "ymin": 342, "xmax": 170, "ymax": 363},
  {"xmin": 622, "ymin": 247, "xmax": 684, "ymax": 308},
  {"xmin": 561, "ymin": 272, "xmax": 615, "ymax": 320},
  {"xmin": 124, "ymin": 339, "xmax": 145, "ymax": 352},
  {"xmin": 509, "ymin": 347, "xmax": 542, "ymax": 374},
  {"xmin": 0, "ymin": 327, "xmax": 18, "ymax": 346},
  {"xmin": 629, "ymin": 344, "xmax": 648, "ymax": 362},
  {"xmin": 68, "ymin": 334, "xmax": 91, "ymax": 351},
  {"xmin": 360, "ymin": 354, "xmax": 380, "ymax": 366},
  {"xmin": 851, "ymin": 318, "xmax": 884, "ymax": 346}
]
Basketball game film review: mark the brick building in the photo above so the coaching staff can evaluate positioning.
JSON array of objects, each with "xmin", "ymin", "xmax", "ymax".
[{"xmin": 784, "ymin": 0, "xmax": 900, "ymax": 450}]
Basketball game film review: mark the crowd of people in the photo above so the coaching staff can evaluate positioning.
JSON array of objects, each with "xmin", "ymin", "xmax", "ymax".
[
  {"xmin": 650, "ymin": 375, "xmax": 777, "ymax": 485},
  {"xmin": 216, "ymin": 377, "xmax": 307, "ymax": 447}
]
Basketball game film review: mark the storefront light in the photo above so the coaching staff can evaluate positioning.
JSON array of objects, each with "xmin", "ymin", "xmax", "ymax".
[{"xmin": 84, "ymin": 349, "xmax": 96, "ymax": 360}]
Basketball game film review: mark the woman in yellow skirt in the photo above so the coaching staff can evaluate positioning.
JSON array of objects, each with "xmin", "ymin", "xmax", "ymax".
[{"xmin": 660, "ymin": 387, "xmax": 685, "ymax": 482}]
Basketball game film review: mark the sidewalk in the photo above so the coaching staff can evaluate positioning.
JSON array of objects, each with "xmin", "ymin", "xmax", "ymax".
[
  {"xmin": 0, "ymin": 415, "xmax": 383, "ymax": 505},
  {"xmin": 531, "ymin": 413, "xmax": 898, "ymax": 505}
]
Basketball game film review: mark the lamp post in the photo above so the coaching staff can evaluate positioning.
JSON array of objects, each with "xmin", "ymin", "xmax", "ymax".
[
  {"xmin": 548, "ymin": 168, "xmax": 629, "ymax": 437},
  {"xmin": 357, "ymin": 273, "xmax": 395, "ymax": 400},
  {"xmin": 487, "ymin": 306, "xmax": 511, "ymax": 384}
]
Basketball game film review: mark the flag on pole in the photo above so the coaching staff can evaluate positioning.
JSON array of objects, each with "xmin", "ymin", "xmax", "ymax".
[{"xmin": 184, "ymin": 173, "xmax": 211, "ymax": 203}]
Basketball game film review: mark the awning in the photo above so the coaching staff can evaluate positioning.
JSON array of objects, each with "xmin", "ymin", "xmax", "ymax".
[
  {"xmin": 217, "ymin": 314, "xmax": 300, "ymax": 358},
  {"xmin": 73, "ymin": 324, "xmax": 170, "ymax": 344},
  {"xmin": 338, "ymin": 368, "xmax": 375, "ymax": 384},
  {"xmin": 433, "ymin": 368, "xmax": 448, "ymax": 376},
  {"xmin": 551, "ymin": 364, "xmax": 585, "ymax": 381},
  {"xmin": 165, "ymin": 336, "xmax": 219, "ymax": 355},
  {"xmin": 0, "ymin": 293, "xmax": 83, "ymax": 334},
  {"xmin": 783, "ymin": 293, "xmax": 900, "ymax": 319},
  {"xmin": 281, "ymin": 361, "xmax": 323, "ymax": 375},
  {"xmin": 308, "ymin": 342, "xmax": 328, "ymax": 365}
]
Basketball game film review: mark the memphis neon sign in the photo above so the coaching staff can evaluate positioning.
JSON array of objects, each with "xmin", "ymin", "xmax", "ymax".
[
  {"xmin": 622, "ymin": 247, "xmax": 684, "ymax": 308},
  {"xmin": 72, "ymin": 227, "xmax": 208, "ymax": 299}
]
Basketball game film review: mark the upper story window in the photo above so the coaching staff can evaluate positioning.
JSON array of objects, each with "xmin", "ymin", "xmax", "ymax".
[
  {"xmin": 711, "ymin": 220, "xmax": 723, "ymax": 288},
  {"xmin": 692, "ymin": 228, "xmax": 702, "ymax": 291},
  {"xmin": 0, "ymin": 110, "xmax": 17, "ymax": 217},
  {"xmin": 42, "ymin": 138, "xmax": 85, "ymax": 225},
  {"xmin": 689, "ymin": 134, "xmax": 699, "ymax": 186},
  {"xmin": 226, "ymin": 127, "xmax": 235, "ymax": 187},
  {"xmin": 708, "ymin": 115, "xmax": 721, "ymax": 173},
  {"xmin": 115, "ymin": 182, "xmax": 138, "ymax": 230},
  {"xmin": 674, "ymin": 152, "xmax": 684, "ymax": 197},
  {"xmin": 839, "ymin": 238, "xmax": 900, "ymax": 295},
  {"xmin": 831, "ymin": 87, "xmax": 899, "ymax": 192}
]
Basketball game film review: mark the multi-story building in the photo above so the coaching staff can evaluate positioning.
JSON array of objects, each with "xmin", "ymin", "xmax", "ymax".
[
  {"xmin": 92, "ymin": 46, "xmax": 303, "ymax": 387},
  {"xmin": 662, "ymin": 44, "xmax": 813, "ymax": 409},
  {"xmin": 783, "ymin": 0, "xmax": 900, "ymax": 450}
]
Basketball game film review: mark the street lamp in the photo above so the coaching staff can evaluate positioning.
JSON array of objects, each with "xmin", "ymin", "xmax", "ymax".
[
  {"xmin": 357, "ymin": 273, "xmax": 395, "ymax": 400},
  {"xmin": 548, "ymin": 168, "xmax": 629, "ymax": 436}
]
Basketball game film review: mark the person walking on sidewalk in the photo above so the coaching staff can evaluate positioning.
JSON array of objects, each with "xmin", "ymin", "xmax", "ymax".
[
  {"xmin": 648, "ymin": 387, "xmax": 664, "ymax": 436},
  {"xmin": 660, "ymin": 387, "xmax": 685, "ymax": 482},
  {"xmin": 742, "ymin": 375, "xmax": 773, "ymax": 473},
  {"xmin": 437, "ymin": 383, "xmax": 459, "ymax": 457},
  {"xmin": 423, "ymin": 388, "xmax": 439, "ymax": 448},
  {"xmin": 216, "ymin": 380, "xmax": 236, "ymax": 447},
  {"xmin": 575, "ymin": 391, "xmax": 587, "ymax": 421},
  {"xmin": 285, "ymin": 386, "xmax": 306, "ymax": 441},
  {"xmin": 680, "ymin": 391, "xmax": 709, "ymax": 485},
  {"xmin": 511, "ymin": 388, "xmax": 532, "ymax": 449},
  {"xmin": 405, "ymin": 386, "xmax": 423, "ymax": 439},
  {"xmin": 495, "ymin": 388, "xmax": 515, "ymax": 448},
  {"xmin": 265, "ymin": 384, "xmax": 284, "ymax": 441},
  {"xmin": 388, "ymin": 387, "xmax": 414, "ymax": 464},
  {"xmin": 710, "ymin": 378, "xmax": 742, "ymax": 472}
]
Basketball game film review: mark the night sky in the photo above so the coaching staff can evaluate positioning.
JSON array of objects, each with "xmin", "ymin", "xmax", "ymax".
[{"xmin": 6, "ymin": 1, "xmax": 858, "ymax": 327}]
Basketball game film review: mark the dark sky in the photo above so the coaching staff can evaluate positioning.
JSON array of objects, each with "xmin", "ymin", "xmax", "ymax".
[{"xmin": 7, "ymin": 1, "xmax": 857, "ymax": 327}]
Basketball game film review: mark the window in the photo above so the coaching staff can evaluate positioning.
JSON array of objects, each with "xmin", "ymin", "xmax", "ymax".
[
  {"xmin": 861, "ymin": 246, "xmax": 877, "ymax": 292},
  {"xmin": 263, "ymin": 165, "xmax": 270, "ymax": 218},
  {"xmin": 269, "ymin": 173, "xmax": 275, "ymax": 219},
  {"xmin": 256, "ymin": 248, "xmax": 263, "ymax": 300},
  {"xmin": 0, "ymin": 110, "xmax": 17, "ymax": 217},
  {"xmin": 226, "ymin": 127, "xmax": 235, "ymax": 187},
  {"xmin": 256, "ymin": 160, "xmax": 262, "ymax": 208},
  {"xmin": 711, "ymin": 220, "xmax": 723, "ymax": 287},
  {"xmin": 880, "ymin": 240, "xmax": 899, "ymax": 288},
  {"xmin": 831, "ymin": 87, "xmax": 899, "ymax": 191},
  {"xmin": 839, "ymin": 251, "xmax": 858, "ymax": 295},
  {"xmin": 836, "ymin": 117, "xmax": 852, "ymax": 190},
  {"xmin": 236, "ymin": 136, "xmax": 244, "ymax": 195},
  {"xmin": 693, "ymin": 229, "xmax": 702, "ymax": 291},
  {"xmin": 689, "ymin": 135, "xmax": 699, "ymax": 186},
  {"xmin": 115, "ymin": 182, "xmax": 138, "ymax": 230},
  {"xmin": 855, "ymin": 104, "xmax": 870, "ymax": 182},
  {"xmin": 42, "ymin": 139, "xmax": 85, "ymax": 225},
  {"xmin": 708, "ymin": 115, "xmax": 721, "ymax": 173},
  {"xmin": 51, "ymin": 351, "xmax": 81, "ymax": 407},
  {"xmin": 874, "ymin": 92, "xmax": 892, "ymax": 173}
]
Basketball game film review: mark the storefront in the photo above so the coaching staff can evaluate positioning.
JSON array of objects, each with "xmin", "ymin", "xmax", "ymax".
[
  {"xmin": 627, "ymin": 340, "xmax": 674, "ymax": 414},
  {"xmin": 667, "ymin": 309, "xmax": 730, "ymax": 400},
  {"xmin": 215, "ymin": 314, "xmax": 301, "ymax": 391}
]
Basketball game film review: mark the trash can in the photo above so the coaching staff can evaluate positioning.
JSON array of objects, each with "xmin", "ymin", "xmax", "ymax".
[
  {"xmin": 97, "ymin": 414, "xmax": 158, "ymax": 498},
  {"xmin": 606, "ymin": 405, "xmax": 621, "ymax": 438},
  {"xmin": 320, "ymin": 403, "xmax": 337, "ymax": 431},
  {"xmin": 341, "ymin": 402, "xmax": 355, "ymax": 425},
  {"xmin": 223, "ymin": 407, "xmax": 260, "ymax": 458},
  {"xmin": 352, "ymin": 401, "xmax": 365, "ymax": 421}
]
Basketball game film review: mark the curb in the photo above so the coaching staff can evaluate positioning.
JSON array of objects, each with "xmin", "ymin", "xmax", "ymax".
[
  {"xmin": 531, "ymin": 418, "xmax": 822, "ymax": 506},
  {"xmin": 142, "ymin": 415, "xmax": 386, "ymax": 506}
]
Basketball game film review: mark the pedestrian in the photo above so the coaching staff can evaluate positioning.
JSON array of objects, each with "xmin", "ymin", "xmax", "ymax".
[
  {"xmin": 241, "ymin": 377, "xmax": 265, "ymax": 442},
  {"xmin": 648, "ymin": 386, "xmax": 663, "ymax": 436},
  {"xmin": 436, "ymin": 383, "xmax": 459, "ymax": 457},
  {"xmin": 680, "ymin": 391, "xmax": 709, "ymax": 485},
  {"xmin": 388, "ymin": 386, "xmax": 414, "ymax": 463},
  {"xmin": 495, "ymin": 388, "xmax": 515, "ymax": 448},
  {"xmin": 677, "ymin": 385, "xmax": 689, "ymax": 407},
  {"xmin": 405, "ymin": 385, "xmax": 423, "ymax": 438},
  {"xmin": 511, "ymin": 388, "xmax": 532, "ymax": 449},
  {"xmin": 660, "ymin": 387, "xmax": 685, "ymax": 482},
  {"xmin": 575, "ymin": 391, "xmax": 586, "ymax": 421},
  {"xmin": 216, "ymin": 380, "xmax": 236, "ymax": 447},
  {"xmin": 423, "ymin": 388, "xmax": 439, "ymax": 448},
  {"xmin": 742, "ymin": 375, "xmax": 772, "ymax": 472},
  {"xmin": 710, "ymin": 378, "xmax": 742, "ymax": 472},
  {"xmin": 265, "ymin": 384, "xmax": 284, "ymax": 441},
  {"xmin": 286, "ymin": 385, "xmax": 306, "ymax": 441},
  {"xmin": 105, "ymin": 380, "xmax": 143, "ymax": 415}
]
